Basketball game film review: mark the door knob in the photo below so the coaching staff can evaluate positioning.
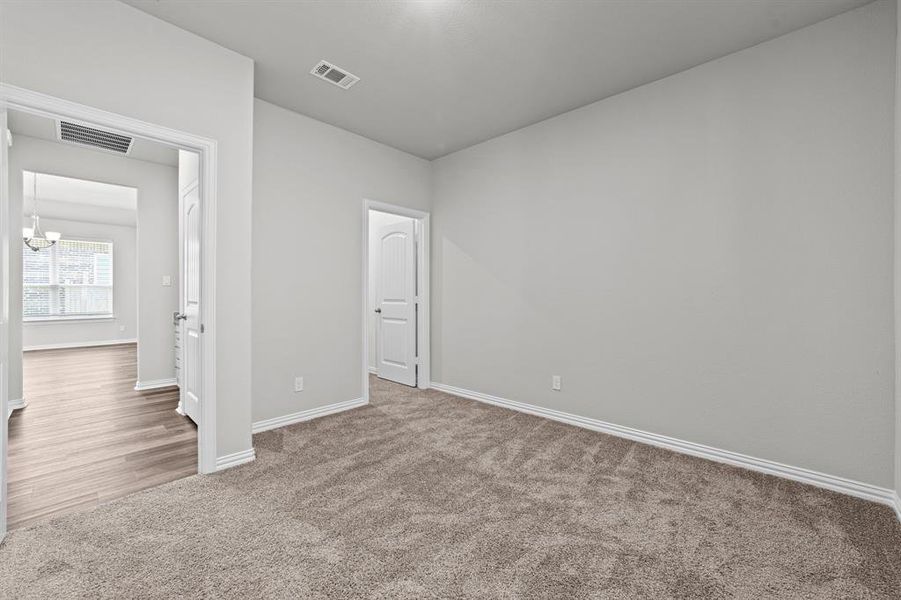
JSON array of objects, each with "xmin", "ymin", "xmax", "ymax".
[
  {"xmin": 374, "ymin": 308, "xmax": 382, "ymax": 314},
  {"xmin": 174, "ymin": 312, "xmax": 187, "ymax": 321}
]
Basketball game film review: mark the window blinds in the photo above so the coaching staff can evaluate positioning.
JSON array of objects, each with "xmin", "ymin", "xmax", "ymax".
[{"xmin": 23, "ymin": 239, "xmax": 114, "ymax": 319}]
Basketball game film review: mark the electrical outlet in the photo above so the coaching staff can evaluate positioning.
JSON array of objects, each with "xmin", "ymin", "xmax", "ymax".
[
  {"xmin": 294, "ymin": 376, "xmax": 304, "ymax": 392},
  {"xmin": 119, "ymin": 325, "xmax": 126, "ymax": 332},
  {"xmin": 162, "ymin": 275, "xmax": 172, "ymax": 287},
  {"xmin": 552, "ymin": 375, "xmax": 561, "ymax": 391}
]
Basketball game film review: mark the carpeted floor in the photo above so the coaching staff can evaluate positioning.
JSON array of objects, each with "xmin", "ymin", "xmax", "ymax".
[{"xmin": 1, "ymin": 376, "xmax": 899, "ymax": 599}]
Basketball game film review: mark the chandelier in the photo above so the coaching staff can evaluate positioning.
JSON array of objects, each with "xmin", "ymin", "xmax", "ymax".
[{"xmin": 23, "ymin": 173, "xmax": 61, "ymax": 252}]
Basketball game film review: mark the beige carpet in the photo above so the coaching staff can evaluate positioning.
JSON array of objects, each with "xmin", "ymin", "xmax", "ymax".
[{"xmin": 1, "ymin": 376, "xmax": 899, "ymax": 599}]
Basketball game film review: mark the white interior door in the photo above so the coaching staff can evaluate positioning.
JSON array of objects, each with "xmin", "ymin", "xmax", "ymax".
[
  {"xmin": 178, "ymin": 151, "xmax": 200, "ymax": 425},
  {"xmin": 375, "ymin": 220, "xmax": 417, "ymax": 387},
  {"xmin": 0, "ymin": 107, "xmax": 9, "ymax": 538}
]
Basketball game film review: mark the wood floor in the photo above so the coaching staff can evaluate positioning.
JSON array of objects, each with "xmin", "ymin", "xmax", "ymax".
[{"xmin": 7, "ymin": 343, "xmax": 196, "ymax": 530}]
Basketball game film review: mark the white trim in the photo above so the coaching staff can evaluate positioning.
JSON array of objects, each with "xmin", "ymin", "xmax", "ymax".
[
  {"xmin": 0, "ymin": 84, "xmax": 219, "ymax": 489},
  {"xmin": 368, "ymin": 366, "xmax": 377, "ymax": 375},
  {"xmin": 892, "ymin": 491, "xmax": 901, "ymax": 523},
  {"xmin": 253, "ymin": 397, "xmax": 367, "ymax": 434},
  {"xmin": 1, "ymin": 105, "xmax": 9, "ymax": 538},
  {"xmin": 134, "ymin": 378, "xmax": 178, "ymax": 391},
  {"xmin": 24, "ymin": 338, "xmax": 136, "ymax": 352},
  {"xmin": 362, "ymin": 200, "xmax": 431, "ymax": 404},
  {"xmin": 430, "ymin": 382, "xmax": 898, "ymax": 510},
  {"xmin": 198, "ymin": 135, "xmax": 219, "ymax": 476},
  {"xmin": 5, "ymin": 399, "xmax": 24, "ymax": 420},
  {"xmin": 24, "ymin": 315, "xmax": 116, "ymax": 324},
  {"xmin": 215, "ymin": 448, "xmax": 256, "ymax": 471}
]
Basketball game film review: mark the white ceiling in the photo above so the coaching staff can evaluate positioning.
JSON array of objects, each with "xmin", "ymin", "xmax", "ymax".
[
  {"xmin": 8, "ymin": 110, "xmax": 178, "ymax": 166},
  {"xmin": 124, "ymin": 0, "xmax": 872, "ymax": 159},
  {"xmin": 23, "ymin": 171, "xmax": 138, "ymax": 227},
  {"xmin": 24, "ymin": 172, "xmax": 136, "ymax": 212}
]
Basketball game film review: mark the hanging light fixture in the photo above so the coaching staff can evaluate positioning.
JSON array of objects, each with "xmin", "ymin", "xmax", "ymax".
[{"xmin": 23, "ymin": 173, "xmax": 61, "ymax": 252}]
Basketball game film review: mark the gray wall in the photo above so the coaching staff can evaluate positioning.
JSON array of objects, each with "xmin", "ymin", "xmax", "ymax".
[
  {"xmin": 7, "ymin": 135, "xmax": 177, "ymax": 399},
  {"xmin": 431, "ymin": 1, "xmax": 895, "ymax": 487},
  {"xmin": 252, "ymin": 99, "xmax": 430, "ymax": 424},
  {"xmin": 21, "ymin": 217, "xmax": 137, "ymax": 352},
  {"xmin": 895, "ymin": 0, "xmax": 901, "ymax": 500},
  {"xmin": 2, "ymin": 1, "xmax": 896, "ymax": 491},
  {"xmin": 0, "ymin": 0, "xmax": 255, "ymax": 458}
]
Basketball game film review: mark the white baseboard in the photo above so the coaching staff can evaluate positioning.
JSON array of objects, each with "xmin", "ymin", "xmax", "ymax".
[
  {"xmin": 252, "ymin": 397, "xmax": 367, "ymax": 434},
  {"xmin": 215, "ymin": 448, "xmax": 256, "ymax": 471},
  {"xmin": 219, "ymin": 398, "xmax": 367, "ymax": 471},
  {"xmin": 368, "ymin": 366, "xmax": 378, "ymax": 374},
  {"xmin": 892, "ymin": 491, "xmax": 901, "ymax": 523},
  {"xmin": 6, "ymin": 398, "xmax": 26, "ymax": 419},
  {"xmin": 430, "ymin": 382, "xmax": 898, "ymax": 513},
  {"xmin": 24, "ymin": 338, "xmax": 137, "ymax": 352},
  {"xmin": 134, "ymin": 378, "xmax": 178, "ymax": 391}
]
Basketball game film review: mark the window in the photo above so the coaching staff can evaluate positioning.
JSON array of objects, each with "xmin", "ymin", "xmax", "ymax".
[{"xmin": 23, "ymin": 238, "xmax": 114, "ymax": 321}]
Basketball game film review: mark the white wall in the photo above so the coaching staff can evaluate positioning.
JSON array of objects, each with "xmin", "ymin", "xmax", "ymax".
[
  {"xmin": 0, "ymin": 0, "xmax": 255, "ymax": 458},
  {"xmin": 7, "ymin": 135, "xmax": 177, "ymax": 399},
  {"xmin": 21, "ymin": 216, "xmax": 137, "ymax": 352},
  {"xmin": 135, "ymin": 158, "xmax": 179, "ymax": 388},
  {"xmin": 24, "ymin": 198, "xmax": 136, "ymax": 227},
  {"xmin": 252, "ymin": 99, "xmax": 430, "ymax": 424},
  {"xmin": 368, "ymin": 210, "xmax": 415, "ymax": 371},
  {"xmin": 431, "ymin": 1, "xmax": 896, "ymax": 488}
]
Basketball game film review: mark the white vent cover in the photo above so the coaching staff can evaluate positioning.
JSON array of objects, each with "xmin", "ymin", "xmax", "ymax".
[
  {"xmin": 57, "ymin": 121, "xmax": 134, "ymax": 155},
  {"xmin": 310, "ymin": 60, "xmax": 360, "ymax": 89}
]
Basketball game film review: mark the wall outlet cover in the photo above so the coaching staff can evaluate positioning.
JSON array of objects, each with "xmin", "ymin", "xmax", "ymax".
[
  {"xmin": 552, "ymin": 375, "xmax": 561, "ymax": 391},
  {"xmin": 294, "ymin": 376, "xmax": 304, "ymax": 392}
]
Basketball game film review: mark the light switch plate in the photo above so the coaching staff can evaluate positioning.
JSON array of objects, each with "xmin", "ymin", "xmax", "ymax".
[{"xmin": 162, "ymin": 275, "xmax": 172, "ymax": 287}]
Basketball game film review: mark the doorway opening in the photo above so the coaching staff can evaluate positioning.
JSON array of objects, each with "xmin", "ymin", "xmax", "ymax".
[
  {"xmin": 0, "ymin": 85, "xmax": 219, "ymax": 537},
  {"xmin": 4, "ymin": 111, "xmax": 197, "ymax": 530},
  {"xmin": 362, "ymin": 200, "xmax": 430, "ymax": 401}
]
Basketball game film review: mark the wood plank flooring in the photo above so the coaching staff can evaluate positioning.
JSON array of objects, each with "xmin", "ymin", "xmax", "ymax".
[{"xmin": 7, "ymin": 343, "xmax": 196, "ymax": 530}]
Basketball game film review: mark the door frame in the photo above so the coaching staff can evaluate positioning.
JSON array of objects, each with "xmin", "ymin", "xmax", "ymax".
[
  {"xmin": 0, "ymin": 105, "xmax": 9, "ymax": 537},
  {"xmin": 0, "ymin": 84, "xmax": 219, "ymax": 536},
  {"xmin": 362, "ymin": 199, "xmax": 430, "ymax": 402}
]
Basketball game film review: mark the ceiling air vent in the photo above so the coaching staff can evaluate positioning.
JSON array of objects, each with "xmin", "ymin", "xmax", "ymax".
[
  {"xmin": 57, "ymin": 121, "xmax": 134, "ymax": 155},
  {"xmin": 310, "ymin": 60, "xmax": 360, "ymax": 90}
]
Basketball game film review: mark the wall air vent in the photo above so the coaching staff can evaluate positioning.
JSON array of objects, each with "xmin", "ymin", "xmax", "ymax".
[
  {"xmin": 57, "ymin": 121, "xmax": 134, "ymax": 155},
  {"xmin": 310, "ymin": 60, "xmax": 360, "ymax": 90}
]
